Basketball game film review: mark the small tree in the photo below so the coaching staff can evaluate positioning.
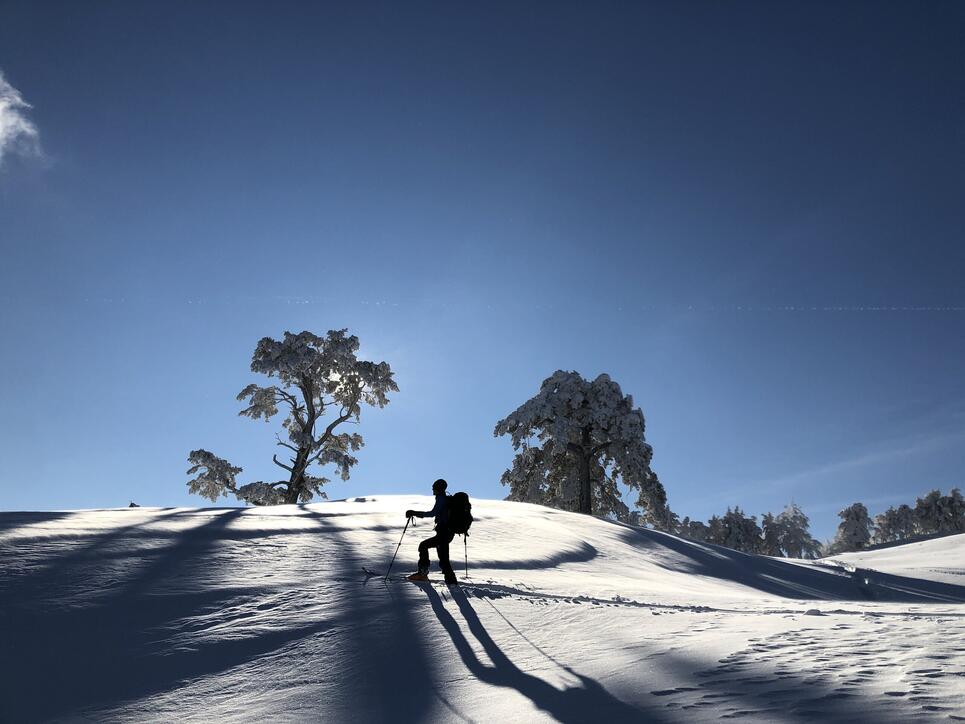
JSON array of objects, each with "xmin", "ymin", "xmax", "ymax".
[
  {"xmin": 776, "ymin": 503, "xmax": 821, "ymax": 559},
  {"xmin": 679, "ymin": 517, "xmax": 710, "ymax": 542},
  {"xmin": 494, "ymin": 370, "xmax": 665, "ymax": 520},
  {"xmin": 715, "ymin": 507, "xmax": 762, "ymax": 554},
  {"xmin": 830, "ymin": 502, "xmax": 872, "ymax": 553},
  {"xmin": 914, "ymin": 488, "xmax": 965, "ymax": 535},
  {"xmin": 874, "ymin": 504, "xmax": 917, "ymax": 544},
  {"xmin": 187, "ymin": 329, "xmax": 397, "ymax": 505},
  {"xmin": 707, "ymin": 514, "xmax": 725, "ymax": 545},
  {"xmin": 760, "ymin": 513, "xmax": 783, "ymax": 556}
]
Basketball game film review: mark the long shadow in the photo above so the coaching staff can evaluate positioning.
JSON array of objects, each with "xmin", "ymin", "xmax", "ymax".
[
  {"xmin": 0, "ymin": 511, "xmax": 76, "ymax": 535},
  {"xmin": 0, "ymin": 509, "xmax": 337, "ymax": 722},
  {"xmin": 468, "ymin": 541, "xmax": 598, "ymax": 571},
  {"xmin": 611, "ymin": 523, "xmax": 965, "ymax": 603},
  {"xmin": 0, "ymin": 508, "xmax": 186, "ymax": 601},
  {"xmin": 422, "ymin": 584, "xmax": 667, "ymax": 723},
  {"xmin": 300, "ymin": 510, "xmax": 435, "ymax": 723}
]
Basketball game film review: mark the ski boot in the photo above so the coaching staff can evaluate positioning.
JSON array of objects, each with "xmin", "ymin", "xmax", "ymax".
[{"xmin": 407, "ymin": 566, "xmax": 430, "ymax": 582}]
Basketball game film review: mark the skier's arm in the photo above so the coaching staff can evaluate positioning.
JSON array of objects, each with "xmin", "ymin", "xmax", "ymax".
[{"xmin": 405, "ymin": 498, "xmax": 443, "ymax": 519}]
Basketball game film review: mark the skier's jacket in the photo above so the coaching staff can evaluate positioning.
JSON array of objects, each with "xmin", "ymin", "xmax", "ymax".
[{"xmin": 412, "ymin": 494, "xmax": 449, "ymax": 528}]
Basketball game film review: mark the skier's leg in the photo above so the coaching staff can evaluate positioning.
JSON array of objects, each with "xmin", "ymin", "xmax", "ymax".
[
  {"xmin": 437, "ymin": 530, "xmax": 457, "ymax": 583},
  {"xmin": 417, "ymin": 535, "xmax": 438, "ymax": 574}
]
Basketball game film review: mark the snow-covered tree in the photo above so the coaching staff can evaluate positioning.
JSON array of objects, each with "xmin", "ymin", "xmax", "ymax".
[
  {"xmin": 829, "ymin": 502, "xmax": 872, "ymax": 553},
  {"xmin": 494, "ymin": 371, "xmax": 665, "ymax": 519},
  {"xmin": 873, "ymin": 504, "xmax": 917, "ymax": 544},
  {"xmin": 760, "ymin": 513, "xmax": 783, "ymax": 556},
  {"xmin": 713, "ymin": 507, "xmax": 762, "ymax": 554},
  {"xmin": 707, "ymin": 514, "xmax": 725, "ymax": 544},
  {"xmin": 679, "ymin": 517, "xmax": 710, "ymax": 542},
  {"xmin": 187, "ymin": 329, "xmax": 397, "ymax": 505},
  {"xmin": 776, "ymin": 503, "xmax": 821, "ymax": 559},
  {"xmin": 914, "ymin": 488, "xmax": 965, "ymax": 535}
]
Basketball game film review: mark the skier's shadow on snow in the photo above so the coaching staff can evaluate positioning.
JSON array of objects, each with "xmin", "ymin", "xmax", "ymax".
[{"xmin": 421, "ymin": 584, "xmax": 667, "ymax": 723}]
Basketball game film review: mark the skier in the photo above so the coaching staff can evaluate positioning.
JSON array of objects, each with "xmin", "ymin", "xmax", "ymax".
[{"xmin": 405, "ymin": 478, "xmax": 458, "ymax": 584}]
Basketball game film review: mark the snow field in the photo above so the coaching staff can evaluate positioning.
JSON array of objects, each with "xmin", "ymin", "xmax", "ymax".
[{"xmin": 1, "ymin": 497, "xmax": 963, "ymax": 722}]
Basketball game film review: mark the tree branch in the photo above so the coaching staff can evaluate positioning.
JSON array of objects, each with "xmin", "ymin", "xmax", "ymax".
[
  {"xmin": 272, "ymin": 386, "xmax": 301, "ymax": 411},
  {"xmin": 272, "ymin": 454, "xmax": 294, "ymax": 473},
  {"xmin": 306, "ymin": 407, "xmax": 357, "ymax": 466},
  {"xmin": 274, "ymin": 436, "xmax": 299, "ymax": 453}
]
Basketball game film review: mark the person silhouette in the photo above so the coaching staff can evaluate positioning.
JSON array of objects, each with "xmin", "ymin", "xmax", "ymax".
[{"xmin": 405, "ymin": 478, "xmax": 458, "ymax": 584}]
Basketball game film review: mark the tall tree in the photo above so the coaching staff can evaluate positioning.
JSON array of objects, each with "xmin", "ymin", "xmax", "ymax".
[
  {"xmin": 187, "ymin": 329, "xmax": 397, "ymax": 505},
  {"xmin": 494, "ymin": 370, "xmax": 665, "ymax": 519}
]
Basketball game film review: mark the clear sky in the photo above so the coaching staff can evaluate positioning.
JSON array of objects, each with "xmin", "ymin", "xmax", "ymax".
[{"xmin": 1, "ymin": 2, "xmax": 963, "ymax": 540}]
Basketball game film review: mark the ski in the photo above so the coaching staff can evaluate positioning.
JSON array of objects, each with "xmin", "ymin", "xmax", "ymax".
[
  {"xmin": 361, "ymin": 567, "xmax": 461, "ymax": 585},
  {"xmin": 362, "ymin": 566, "xmax": 413, "ymax": 582}
]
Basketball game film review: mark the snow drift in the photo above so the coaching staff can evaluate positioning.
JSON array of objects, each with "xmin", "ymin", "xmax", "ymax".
[{"xmin": 2, "ymin": 497, "xmax": 963, "ymax": 722}]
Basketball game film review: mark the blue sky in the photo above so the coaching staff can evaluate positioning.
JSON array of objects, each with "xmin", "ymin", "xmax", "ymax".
[{"xmin": 1, "ymin": 2, "xmax": 963, "ymax": 540}]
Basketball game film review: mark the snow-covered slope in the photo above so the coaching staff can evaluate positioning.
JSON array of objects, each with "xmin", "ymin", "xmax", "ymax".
[{"xmin": 2, "ymin": 497, "xmax": 963, "ymax": 722}]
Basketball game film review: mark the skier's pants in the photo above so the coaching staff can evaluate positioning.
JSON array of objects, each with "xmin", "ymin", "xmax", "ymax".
[{"xmin": 418, "ymin": 527, "xmax": 456, "ymax": 580}]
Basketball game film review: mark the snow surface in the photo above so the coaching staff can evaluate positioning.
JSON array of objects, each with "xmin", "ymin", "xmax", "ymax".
[{"xmin": 2, "ymin": 497, "xmax": 964, "ymax": 722}]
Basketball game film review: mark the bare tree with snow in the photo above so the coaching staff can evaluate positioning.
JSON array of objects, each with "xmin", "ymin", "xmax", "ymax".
[
  {"xmin": 187, "ymin": 329, "xmax": 397, "ymax": 505},
  {"xmin": 494, "ymin": 370, "xmax": 666, "ymax": 521}
]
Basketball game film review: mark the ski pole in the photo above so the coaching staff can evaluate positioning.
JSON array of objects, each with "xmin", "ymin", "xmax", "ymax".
[
  {"xmin": 385, "ymin": 516, "xmax": 411, "ymax": 582},
  {"xmin": 464, "ymin": 535, "xmax": 468, "ymax": 580}
]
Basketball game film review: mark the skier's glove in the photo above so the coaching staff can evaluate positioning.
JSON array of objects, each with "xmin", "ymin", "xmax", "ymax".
[{"xmin": 405, "ymin": 510, "xmax": 415, "ymax": 518}]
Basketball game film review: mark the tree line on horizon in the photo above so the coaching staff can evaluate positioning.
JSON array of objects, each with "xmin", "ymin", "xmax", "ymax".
[{"xmin": 634, "ymin": 489, "xmax": 965, "ymax": 559}]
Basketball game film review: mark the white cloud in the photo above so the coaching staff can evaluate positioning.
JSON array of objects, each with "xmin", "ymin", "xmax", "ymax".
[{"xmin": 0, "ymin": 70, "xmax": 40, "ymax": 166}]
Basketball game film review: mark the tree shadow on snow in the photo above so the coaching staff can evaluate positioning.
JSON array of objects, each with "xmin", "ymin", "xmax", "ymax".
[
  {"xmin": 0, "ymin": 510, "xmax": 77, "ymax": 535},
  {"xmin": 0, "ymin": 509, "xmax": 338, "ymax": 722},
  {"xmin": 468, "ymin": 540, "xmax": 598, "ymax": 571},
  {"xmin": 300, "ymin": 510, "xmax": 436, "ymax": 723},
  {"xmin": 421, "ymin": 584, "xmax": 668, "ymax": 723},
  {"xmin": 610, "ymin": 522, "xmax": 965, "ymax": 603}
]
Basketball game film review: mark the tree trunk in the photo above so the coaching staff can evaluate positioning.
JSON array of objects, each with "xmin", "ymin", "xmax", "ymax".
[
  {"xmin": 577, "ymin": 427, "xmax": 593, "ymax": 515},
  {"xmin": 284, "ymin": 446, "xmax": 311, "ymax": 504},
  {"xmin": 577, "ymin": 453, "xmax": 592, "ymax": 514}
]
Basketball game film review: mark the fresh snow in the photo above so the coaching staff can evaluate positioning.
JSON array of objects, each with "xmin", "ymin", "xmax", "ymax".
[{"xmin": 2, "ymin": 496, "xmax": 964, "ymax": 722}]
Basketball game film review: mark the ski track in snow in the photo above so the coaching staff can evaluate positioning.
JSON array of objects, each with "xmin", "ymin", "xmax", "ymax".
[{"xmin": 1, "ymin": 497, "xmax": 963, "ymax": 723}]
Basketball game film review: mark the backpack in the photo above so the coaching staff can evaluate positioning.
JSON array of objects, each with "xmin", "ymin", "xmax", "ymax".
[{"xmin": 448, "ymin": 492, "xmax": 473, "ymax": 535}]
